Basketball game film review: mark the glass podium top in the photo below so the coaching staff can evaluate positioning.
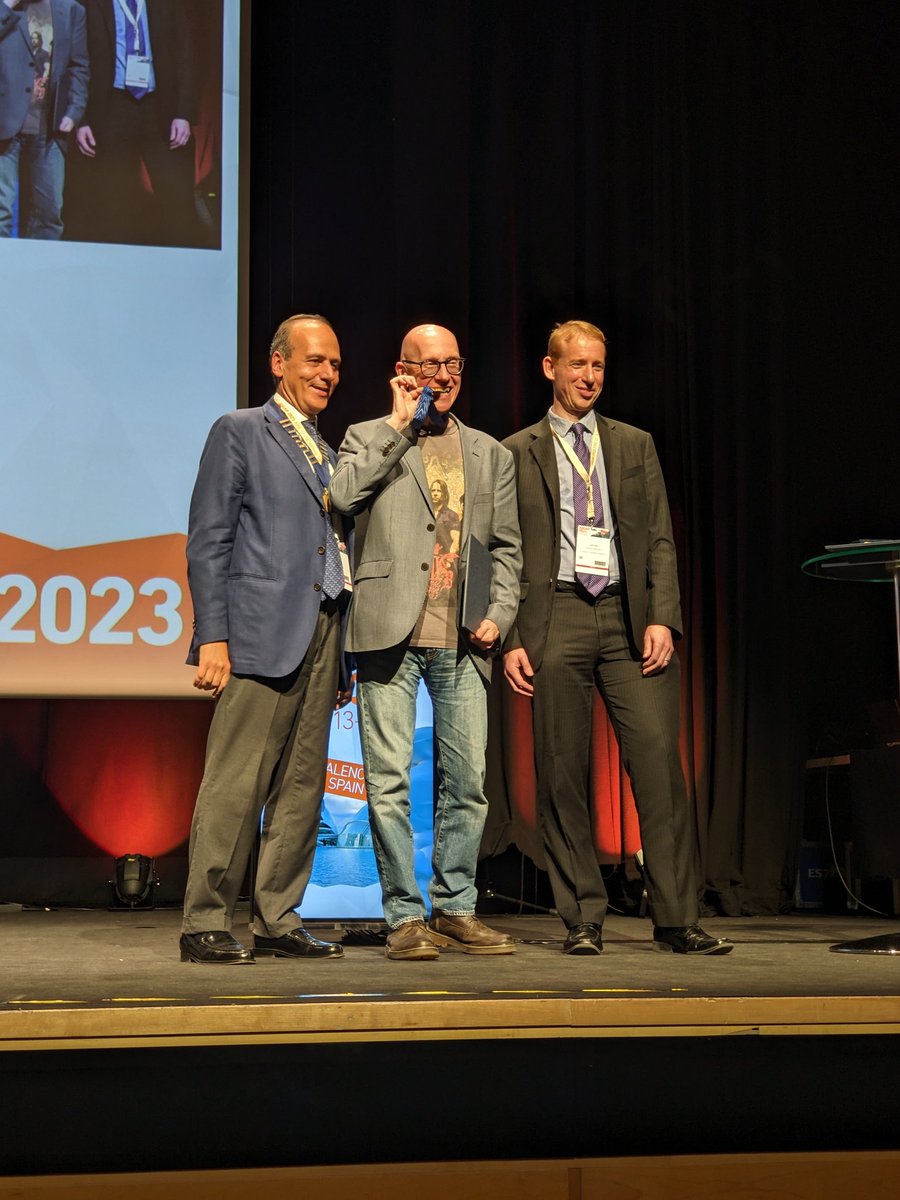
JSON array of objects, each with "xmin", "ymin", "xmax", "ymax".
[{"xmin": 802, "ymin": 541, "xmax": 900, "ymax": 583}]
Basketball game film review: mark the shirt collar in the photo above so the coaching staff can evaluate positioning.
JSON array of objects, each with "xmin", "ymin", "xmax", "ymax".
[{"xmin": 547, "ymin": 407, "xmax": 598, "ymax": 438}]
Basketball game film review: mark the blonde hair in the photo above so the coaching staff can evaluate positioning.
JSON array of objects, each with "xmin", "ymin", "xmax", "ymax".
[{"xmin": 547, "ymin": 320, "xmax": 607, "ymax": 361}]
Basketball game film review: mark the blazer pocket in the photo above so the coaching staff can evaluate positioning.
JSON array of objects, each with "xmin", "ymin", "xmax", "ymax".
[{"xmin": 354, "ymin": 558, "xmax": 393, "ymax": 581}]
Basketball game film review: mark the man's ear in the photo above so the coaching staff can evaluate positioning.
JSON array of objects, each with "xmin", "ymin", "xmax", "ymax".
[
  {"xmin": 541, "ymin": 355, "xmax": 556, "ymax": 382},
  {"xmin": 271, "ymin": 352, "xmax": 284, "ymax": 379}
]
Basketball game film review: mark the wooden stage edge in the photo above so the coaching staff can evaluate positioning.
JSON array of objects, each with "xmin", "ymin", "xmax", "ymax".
[
  {"xmin": 3, "ymin": 992, "xmax": 900, "ymax": 1051},
  {"xmin": 3, "ymin": 1153, "xmax": 900, "ymax": 1200}
]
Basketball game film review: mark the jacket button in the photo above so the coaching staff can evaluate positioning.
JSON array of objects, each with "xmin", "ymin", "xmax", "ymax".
[
  {"xmin": 427, "ymin": 523, "xmax": 435, "ymax": 532},
  {"xmin": 421, "ymin": 563, "xmax": 429, "ymax": 571},
  {"xmin": 314, "ymin": 583, "xmax": 322, "ymax": 592},
  {"xmin": 317, "ymin": 546, "xmax": 326, "ymax": 554}
]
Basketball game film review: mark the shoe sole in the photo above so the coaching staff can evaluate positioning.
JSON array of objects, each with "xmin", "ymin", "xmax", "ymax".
[
  {"xmin": 651, "ymin": 941, "xmax": 733, "ymax": 955},
  {"xmin": 427, "ymin": 932, "xmax": 516, "ymax": 954},
  {"xmin": 384, "ymin": 946, "xmax": 440, "ymax": 960},
  {"xmin": 179, "ymin": 951, "xmax": 255, "ymax": 964},
  {"xmin": 563, "ymin": 943, "xmax": 603, "ymax": 955},
  {"xmin": 252, "ymin": 948, "xmax": 344, "ymax": 959}
]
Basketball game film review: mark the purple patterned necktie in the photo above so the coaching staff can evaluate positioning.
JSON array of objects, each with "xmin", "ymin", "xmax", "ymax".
[{"xmin": 571, "ymin": 422, "xmax": 606, "ymax": 597}]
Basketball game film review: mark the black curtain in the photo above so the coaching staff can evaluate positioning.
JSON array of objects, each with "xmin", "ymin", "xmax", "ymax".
[{"xmin": 247, "ymin": 1, "xmax": 900, "ymax": 915}]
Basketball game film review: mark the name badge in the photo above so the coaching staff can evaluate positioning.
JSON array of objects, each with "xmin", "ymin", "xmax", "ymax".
[
  {"xmin": 125, "ymin": 54, "xmax": 152, "ymax": 89},
  {"xmin": 339, "ymin": 544, "xmax": 353, "ymax": 593},
  {"xmin": 575, "ymin": 525, "xmax": 611, "ymax": 576}
]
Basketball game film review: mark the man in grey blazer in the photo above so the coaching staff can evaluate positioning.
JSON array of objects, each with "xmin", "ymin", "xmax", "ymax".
[
  {"xmin": 330, "ymin": 324, "xmax": 521, "ymax": 960},
  {"xmin": 180, "ymin": 314, "xmax": 351, "ymax": 964},
  {"xmin": 503, "ymin": 320, "xmax": 732, "ymax": 956},
  {"xmin": 0, "ymin": 0, "xmax": 88, "ymax": 238}
]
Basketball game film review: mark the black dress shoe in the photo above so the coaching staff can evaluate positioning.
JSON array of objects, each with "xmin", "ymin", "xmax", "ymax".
[
  {"xmin": 253, "ymin": 928, "xmax": 344, "ymax": 959},
  {"xmin": 563, "ymin": 923, "xmax": 604, "ymax": 955},
  {"xmin": 180, "ymin": 931, "xmax": 255, "ymax": 964},
  {"xmin": 652, "ymin": 925, "xmax": 733, "ymax": 955}
]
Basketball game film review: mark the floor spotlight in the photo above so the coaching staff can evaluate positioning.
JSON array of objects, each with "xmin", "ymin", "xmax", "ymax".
[{"xmin": 110, "ymin": 854, "xmax": 158, "ymax": 909}]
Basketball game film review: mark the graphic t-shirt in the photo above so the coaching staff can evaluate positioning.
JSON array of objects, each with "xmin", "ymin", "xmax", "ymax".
[
  {"xmin": 22, "ymin": 1, "xmax": 53, "ymax": 136},
  {"xmin": 409, "ymin": 420, "xmax": 465, "ymax": 650}
]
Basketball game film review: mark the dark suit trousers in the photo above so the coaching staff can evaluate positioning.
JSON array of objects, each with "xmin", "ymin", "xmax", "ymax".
[
  {"xmin": 89, "ymin": 90, "xmax": 196, "ymax": 246},
  {"xmin": 182, "ymin": 602, "xmax": 340, "ymax": 937},
  {"xmin": 532, "ymin": 589, "xmax": 699, "ymax": 929}
]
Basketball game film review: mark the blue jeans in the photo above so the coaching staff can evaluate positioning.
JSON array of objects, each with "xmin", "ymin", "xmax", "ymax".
[
  {"xmin": 356, "ymin": 644, "xmax": 489, "ymax": 928},
  {"xmin": 0, "ymin": 133, "xmax": 65, "ymax": 239}
]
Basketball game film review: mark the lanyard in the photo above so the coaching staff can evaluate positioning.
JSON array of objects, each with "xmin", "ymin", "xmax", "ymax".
[
  {"xmin": 552, "ymin": 422, "xmax": 601, "ymax": 523},
  {"xmin": 116, "ymin": 0, "xmax": 146, "ymax": 54},
  {"xmin": 273, "ymin": 396, "xmax": 334, "ymax": 509}
]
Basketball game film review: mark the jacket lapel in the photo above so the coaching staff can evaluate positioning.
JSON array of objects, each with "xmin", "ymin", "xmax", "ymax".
[
  {"xmin": 14, "ymin": 8, "xmax": 31, "ymax": 54},
  {"xmin": 597, "ymin": 415, "xmax": 620, "ymax": 516},
  {"xmin": 263, "ymin": 398, "xmax": 325, "ymax": 504},
  {"xmin": 405, "ymin": 437, "xmax": 432, "ymax": 510},
  {"xmin": 528, "ymin": 418, "xmax": 562, "ymax": 545},
  {"xmin": 456, "ymin": 418, "xmax": 481, "ymax": 544}
]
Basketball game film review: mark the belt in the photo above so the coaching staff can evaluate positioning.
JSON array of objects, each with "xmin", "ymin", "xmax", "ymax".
[{"xmin": 554, "ymin": 579, "xmax": 623, "ymax": 598}]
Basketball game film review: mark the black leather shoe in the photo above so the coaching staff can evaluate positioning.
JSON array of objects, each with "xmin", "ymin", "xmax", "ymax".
[
  {"xmin": 179, "ymin": 931, "xmax": 255, "ymax": 964},
  {"xmin": 563, "ymin": 923, "xmax": 604, "ymax": 955},
  {"xmin": 253, "ymin": 928, "xmax": 344, "ymax": 959},
  {"xmin": 652, "ymin": 925, "xmax": 733, "ymax": 955}
]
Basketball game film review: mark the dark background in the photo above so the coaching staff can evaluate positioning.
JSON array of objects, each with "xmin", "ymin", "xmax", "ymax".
[
  {"xmin": 2, "ymin": 0, "xmax": 896, "ymax": 916},
  {"xmin": 244, "ymin": 0, "xmax": 899, "ymax": 915}
]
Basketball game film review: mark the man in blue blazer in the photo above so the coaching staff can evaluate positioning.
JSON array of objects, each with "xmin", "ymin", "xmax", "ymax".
[
  {"xmin": 0, "ymin": 0, "xmax": 88, "ymax": 238},
  {"xmin": 180, "ymin": 314, "xmax": 352, "ymax": 965}
]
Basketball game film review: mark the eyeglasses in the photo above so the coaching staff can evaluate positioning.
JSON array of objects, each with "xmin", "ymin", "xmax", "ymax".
[{"xmin": 402, "ymin": 357, "xmax": 466, "ymax": 377}]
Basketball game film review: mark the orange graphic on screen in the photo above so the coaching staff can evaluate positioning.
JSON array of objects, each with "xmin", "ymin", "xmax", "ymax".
[{"xmin": 0, "ymin": 531, "xmax": 195, "ymax": 697}]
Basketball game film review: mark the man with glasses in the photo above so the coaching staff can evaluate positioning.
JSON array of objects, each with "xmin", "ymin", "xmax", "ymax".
[
  {"xmin": 502, "ymin": 320, "xmax": 732, "ymax": 957},
  {"xmin": 330, "ymin": 324, "xmax": 521, "ymax": 960}
]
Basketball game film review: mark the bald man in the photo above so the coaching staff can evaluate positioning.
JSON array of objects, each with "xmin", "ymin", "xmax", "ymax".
[{"xmin": 330, "ymin": 325, "xmax": 521, "ymax": 960}]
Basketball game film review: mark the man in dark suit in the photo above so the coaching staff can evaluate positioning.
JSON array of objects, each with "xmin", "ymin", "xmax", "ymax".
[
  {"xmin": 180, "ymin": 314, "xmax": 351, "ymax": 965},
  {"xmin": 74, "ymin": 0, "xmax": 197, "ymax": 246},
  {"xmin": 503, "ymin": 319, "xmax": 732, "ymax": 956},
  {"xmin": 0, "ymin": 0, "xmax": 88, "ymax": 238}
]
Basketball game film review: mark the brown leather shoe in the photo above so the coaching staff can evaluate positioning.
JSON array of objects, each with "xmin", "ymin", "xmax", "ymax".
[
  {"xmin": 427, "ymin": 912, "xmax": 516, "ymax": 955},
  {"xmin": 385, "ymin": 919, "xmax": 440, "ymax": 960}
]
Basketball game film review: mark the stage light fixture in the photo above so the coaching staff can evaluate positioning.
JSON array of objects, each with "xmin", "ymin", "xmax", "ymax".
[{"xmin": 110, "ymin": 854, "xmax": 158, "ymax": 909}]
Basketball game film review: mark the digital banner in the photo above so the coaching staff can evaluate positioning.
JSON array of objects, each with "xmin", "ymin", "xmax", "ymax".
[
  {"xmin": 0, "ymin": 0, "xmax": 240, "ymax": 697},
  {"xmin": 301, "ymin": 683, "xmax": 435, "ymax": 920}
]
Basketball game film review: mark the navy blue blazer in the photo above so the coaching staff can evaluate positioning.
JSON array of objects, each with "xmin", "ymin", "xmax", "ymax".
[
  {"xmin": 0, "ymin": 0, "xmax": 89, "ymax": 141},
  {"xmin": 186, "ymin": 398, "xmax": 352, "ymax": 681}
]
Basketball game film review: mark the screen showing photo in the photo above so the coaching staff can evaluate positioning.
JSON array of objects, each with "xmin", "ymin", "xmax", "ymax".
[{"xmin": 0, "ymin": 0, "xmax": 241, "ymax": 697}]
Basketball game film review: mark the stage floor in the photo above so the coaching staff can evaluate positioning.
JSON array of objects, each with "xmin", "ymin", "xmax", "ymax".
[{"xmin": 2, "ymin": 906, "xmax": 899, "ymax": 1048}]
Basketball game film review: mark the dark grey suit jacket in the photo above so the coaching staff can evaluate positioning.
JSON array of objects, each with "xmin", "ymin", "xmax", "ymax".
[
  {"xmin": 0, "ymin": 0, "xmax": 89, "ymax": 141},
  {"xmin": 503, "ymin": 412, "xmax": 683, "ymax": 671}
]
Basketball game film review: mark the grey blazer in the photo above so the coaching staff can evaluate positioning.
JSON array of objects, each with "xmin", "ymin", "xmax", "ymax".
[{"xmin": 330, "ymin": 416, "xmax": 521, "ymax": 682}]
